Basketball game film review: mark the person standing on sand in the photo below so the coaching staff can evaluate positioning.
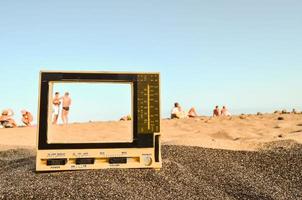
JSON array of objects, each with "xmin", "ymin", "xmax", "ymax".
[
  {"xmin": 213, "ymin": 106, "xmax": 220, "ymax": 117},
  {"xmin": 52, "ymin": 92, "xmax": 61, "ymax": 124},
  {"xmin": 61, "ymin": 92, "xmax": 72, "ymax": 125}
]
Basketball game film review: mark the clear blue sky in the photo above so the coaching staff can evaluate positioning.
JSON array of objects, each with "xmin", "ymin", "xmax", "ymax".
[
  {"xmin": 53, "ymin": 83, "xmax": 131, "ymax": 123},
  {"xmin": 0, "ymin": 0, "xmax": 301, "ymax": 124}
]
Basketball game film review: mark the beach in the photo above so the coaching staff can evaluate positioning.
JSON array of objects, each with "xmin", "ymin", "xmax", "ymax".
[
  {"xmin": 2, "ymin": 0, "xmax": 302, "ymax": 198},
  {"xmin": 1, "ymin": 113, "xmax": 302, "ymax": 151},
  {"xmin": 1, "ymin": 113, "xmax": 302, "ymax": 199}
]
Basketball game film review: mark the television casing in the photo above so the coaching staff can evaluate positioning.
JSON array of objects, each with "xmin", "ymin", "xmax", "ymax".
[{"xmin": 36, "ymin": 71, "xmax": 161, "ymax": 171}]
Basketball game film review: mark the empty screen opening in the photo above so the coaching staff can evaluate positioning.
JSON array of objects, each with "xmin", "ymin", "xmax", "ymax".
[{"xmin": 47, "ymin": 82, "xmax": 133, "ymax": 143}]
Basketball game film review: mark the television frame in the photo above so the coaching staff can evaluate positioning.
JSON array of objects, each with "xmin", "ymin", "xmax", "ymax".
[{"xmin": 36, "ymin": 71, "xmax": 161, "ymax": 171}]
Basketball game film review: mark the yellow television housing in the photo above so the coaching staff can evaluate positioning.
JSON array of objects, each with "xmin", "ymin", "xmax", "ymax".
[{"xmin": 36, "ymin": 71, "xmax": 161, "ymax": 171}]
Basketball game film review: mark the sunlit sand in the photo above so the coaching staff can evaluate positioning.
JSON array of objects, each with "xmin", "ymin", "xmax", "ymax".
[
  {"xmin": 47, "ymin": 121, "xmax": 132, "ymax": 143},
  {"xmin": 1, "ymin": 113, "xmax": 302, "ymax": 151}
]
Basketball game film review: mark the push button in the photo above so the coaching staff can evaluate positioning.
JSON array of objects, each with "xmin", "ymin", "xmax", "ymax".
[
  {"xmin": 46, "ymin": 159, "xmax": 67, "ymax": 166},
  {"xmin": 109, "ymin": 157, "xmax": 127, "ymax": 164},
  {"xmin": 75, "ymin": 158, "xmax": 95, "ymax": 165}
]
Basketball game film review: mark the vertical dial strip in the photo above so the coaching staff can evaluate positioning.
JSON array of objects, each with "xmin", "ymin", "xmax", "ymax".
[{"xmin": 137, "ymin": 74, "xmax": 160, "ymax": 133}]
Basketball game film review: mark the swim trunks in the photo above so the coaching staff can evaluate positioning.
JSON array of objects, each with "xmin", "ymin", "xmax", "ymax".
[{"xmin": 63, "ymin": 107, "xmax": 70, "ymax": 111}]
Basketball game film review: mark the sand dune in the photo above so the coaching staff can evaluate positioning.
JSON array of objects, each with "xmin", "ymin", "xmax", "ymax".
[{"xmin": 0, "ymin": 113, "xmax": 302, "ymax": 151}]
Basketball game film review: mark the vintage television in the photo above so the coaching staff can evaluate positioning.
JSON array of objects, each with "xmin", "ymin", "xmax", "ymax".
[{"xmin": 36, "ymin": 71, "xmax": 161, "ymax": 171}]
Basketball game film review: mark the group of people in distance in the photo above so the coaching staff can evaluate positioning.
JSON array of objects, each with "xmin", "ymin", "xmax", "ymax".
[
  {"xmin": 52, "ymin": 92, "xmax": 72, "ymax": 125},
  {"xmin": 1, "ymin": 98, "xmax": 230, "ymax": 127},
  {"xmin": 0, "ymin": 109, "xmax": 33, "ymax": 128},
  {"xmin": 171, "ymin": 102, "xmax": 231, "ymax": 119}
]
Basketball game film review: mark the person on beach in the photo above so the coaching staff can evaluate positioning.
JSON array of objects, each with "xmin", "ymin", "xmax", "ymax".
[
  {"xmin": 188, "ymin": 107, "xmax": 198, "ymax": 118},
  {"xmin": 0, "ymin": 109, "xmax": 17, "ymax": 128},
  {"xmin": 120, "ymin": 115, "xmax": 132, "ymax": 121},
  {"xmin": 171, "ymin": 102, "xmax": 186, "ymax": 119},
  {"xmin": 21, "ymin": 110, "xmax": 33, "ymax": 126},
  {"xmin": 171, "ymin": 103, "xmax": 198, "ymax": 119},
  {"xmin": 52, "ymin": 92, "xmax": 61, "ymax": 124},
  {"xmin": 213, "ymin": 105, "xmax": 220, "ymax": 117},
  {"xmin": 61, "ymin": 92, "xmax": 72, "ymax": 125},
  {"xmin": 221, "ymin": 106, "xmax": 231, "ymax": 116}
]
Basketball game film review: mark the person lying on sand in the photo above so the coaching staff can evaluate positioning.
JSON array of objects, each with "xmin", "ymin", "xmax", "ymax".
[
  {"xmin": 213, "ymin": 105, "xmax": 220, "ymax": 117},
  {"xmin": 221, "ymin": 106, "xmax": 231, "ymax": 116},
  {"xmin": 0, "ymin": 110, "xmax": 17, "ymax": 128},
  {"xmin": 21, "ymin": 110, "xmax": 33, "ymax": 126},
  {"xmin": 171, "ymin": 103, "xmax": 197, "ymax": 119}
]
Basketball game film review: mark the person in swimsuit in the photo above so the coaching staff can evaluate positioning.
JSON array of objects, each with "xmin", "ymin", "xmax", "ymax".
[
  {"xmin": 21, "ymin": 110, "xmax": 33, "ymax": 126},
  {"xmin": 52, "ymin": 92, "xmax": 61, "ymax": 124},
  {"xmin": 188, "ymin": 107, "xmax": 198, "ymax": 118},
  {"xmin": 61, "ymin": 92, "xmax": 72, "ymax": 125},
  {"xmin": 171, "ymin": 103, "xmax": 198, "ymax": 119},
  {"xmin": 213, "ymin": 105, "xmax": 220, "ymax": 117},
  {"xmin": 221, "ymin": 106, "xmax": 231, "ymax": 116},
  {"xmin": 0, "ymin": 110, "xmax": 17, "ymax": 128},
  {"xmin": 171, "ymin": 102, "xmax": 185, "ymax": 119}
]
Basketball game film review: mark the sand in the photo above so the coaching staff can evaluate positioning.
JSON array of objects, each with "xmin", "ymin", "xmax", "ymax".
[
  {"xmin": 162, "ymin": 113, "xmax": 302, "ymax": 151},
  {"xmin": 1, "ymin": 113, "xmax": 302, "ymax": 151},
  {"xmin": 48, "ymin": 121, "xmax": 133, "ymax": 143},
  {"xmin": 1, "ymin": 113, "xmax": 302, "ymax": 199},
  {"xmin": 1, "ymin": 144, "xmax": 302, "ymax": 199}
]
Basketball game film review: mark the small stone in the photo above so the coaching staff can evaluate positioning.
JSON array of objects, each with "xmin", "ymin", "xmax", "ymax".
[{"xmin": 239, "ymin": 114, "xmax": 246, "ymax": 119}]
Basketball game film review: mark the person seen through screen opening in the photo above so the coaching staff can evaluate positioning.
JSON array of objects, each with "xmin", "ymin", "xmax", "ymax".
[
  {"xmin": 52, "ymin": 92, "xmax": 61, "ymax": 124},
  {"xmin": 62, "ymin": 92, "xmax": 72, "ymax": 125},
  {"xmin": 21, "ymin": 110, "xmax": 33, "ymax": 126},
  {"xmin": 171, "ymin": 102, "xmax": 198, "ymax": 119}
]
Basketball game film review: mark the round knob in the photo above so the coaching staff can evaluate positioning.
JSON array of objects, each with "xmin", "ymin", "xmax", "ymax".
[{"xmin": 143, "ymin": 156, "xmax": 152, "ymax": 166}]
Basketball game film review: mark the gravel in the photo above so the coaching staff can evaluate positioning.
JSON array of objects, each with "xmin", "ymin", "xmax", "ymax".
[{"xmin": 0, "ymin": 143, "xmax": 302, "ymax": 200}]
